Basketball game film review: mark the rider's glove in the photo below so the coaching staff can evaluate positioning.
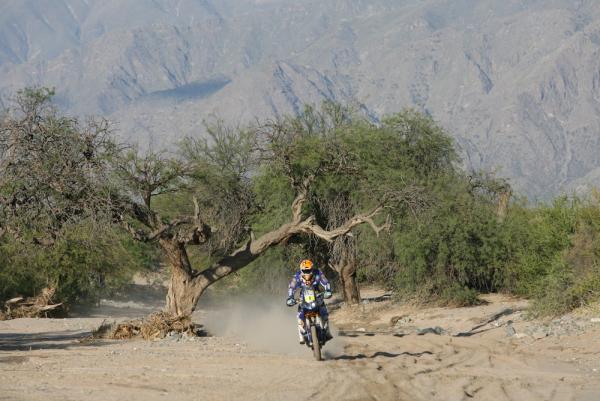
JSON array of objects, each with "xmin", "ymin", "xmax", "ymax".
[
  {"xmin": 286, "ymin": 297, "xmax": 296, "ymax": 307},
  {"xmin": 323, "ymin": 291, "xmax": 332, "ymax": 299}
]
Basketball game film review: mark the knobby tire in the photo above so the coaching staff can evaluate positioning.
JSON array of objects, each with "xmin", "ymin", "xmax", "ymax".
[{"xmin": 311, "ymin": 325, "xmax": 322, "ymax": 361}]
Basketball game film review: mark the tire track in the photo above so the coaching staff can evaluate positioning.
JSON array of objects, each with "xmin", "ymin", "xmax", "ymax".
[{"xmin": 317, "ymin": 331, "xmax": 591, "ymax": 401}]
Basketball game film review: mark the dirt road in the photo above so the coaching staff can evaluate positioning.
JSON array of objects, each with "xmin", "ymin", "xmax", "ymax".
[{"xmin": 1, "ymin": 290, "xmax": 599, "ymax": 401}]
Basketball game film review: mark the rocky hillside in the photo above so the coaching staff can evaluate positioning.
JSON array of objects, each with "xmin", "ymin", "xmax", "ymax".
[{"xmin": 1, "ymin": 0, "xmax": 600, "ymax": 199}]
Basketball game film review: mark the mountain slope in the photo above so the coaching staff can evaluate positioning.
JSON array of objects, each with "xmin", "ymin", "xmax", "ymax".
[{"xmin": 1, "ymin": 0, "xmax": 600, "ymax": 198}]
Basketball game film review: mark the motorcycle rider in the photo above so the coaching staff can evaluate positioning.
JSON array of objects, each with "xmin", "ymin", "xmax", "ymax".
[{"xmin": 286, "ymin": 259, "xmax": 333, "ymax": 344}]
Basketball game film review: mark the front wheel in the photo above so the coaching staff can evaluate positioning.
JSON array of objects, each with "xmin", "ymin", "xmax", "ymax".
[{"xmin": 311, "ymin": 325, "xmax": 322, "ymax": 361}]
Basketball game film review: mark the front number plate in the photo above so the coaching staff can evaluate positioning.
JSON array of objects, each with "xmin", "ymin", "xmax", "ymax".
[{"xmin": 304, "ymin": 289, "xmax": 316, "ymax": 303}]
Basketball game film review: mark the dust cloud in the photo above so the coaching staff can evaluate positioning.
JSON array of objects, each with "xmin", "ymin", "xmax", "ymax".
[{"xmin": 203, "ymin": 295, "xmax": 345, "ymax": 358}]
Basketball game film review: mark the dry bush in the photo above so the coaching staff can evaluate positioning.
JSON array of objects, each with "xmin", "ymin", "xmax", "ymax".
[
  {"xmin": 94, "ymin": 312, "xmax": 197, "ymax": 340},
  {"xmin": 0, "ymin": 287, "xmax": 62, "ymax": 320}
]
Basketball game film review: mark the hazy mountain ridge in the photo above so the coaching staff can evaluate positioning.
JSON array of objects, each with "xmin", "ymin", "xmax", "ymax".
[{"xmin": 1, "ymin": 0, "xmax": 600, "ymax": 198}]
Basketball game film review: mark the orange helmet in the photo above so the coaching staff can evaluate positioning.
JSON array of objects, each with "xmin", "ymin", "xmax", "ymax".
[{"xmin": 299, "ymin": 259, "xmax": 314, "ymax": 283}]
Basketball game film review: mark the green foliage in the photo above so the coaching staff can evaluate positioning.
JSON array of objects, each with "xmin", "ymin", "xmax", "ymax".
[
  {"xmin": 380, "ymin": 174, "xmax": 500, "ymax": 301},
  {"xmin": 500, "ymin": 198, "xmax": 577, "ymax": 296},
  {"xmin": 127, "ymin": 104, "xmax": 600, "ymax": 314},
  {"xmin": 0, "ymin": 88, "xmax": 155, "ymax": 306},
  {"xmin": 179, "ymin": 120, "xmax": 257, "ymax": 255},
  {"xmin": 3, "ymin": 90, "xmax": 600, "ymax": 318},
  {"xmin": 386, "ymin": 185, "xmax": 600, "ymax": 313},
  {"xmin": 503, "ymin": 198, "xmax": 600, "ymax": 316},
  {"xmin": 245, "ymin": 106, "xmax": 461, "ymax": 299},
  {"xmin": 439, "ymin": 284, "xmax": 481, "ymax": 307},
  {"xmin": 0, "ymin": 87, "xmax": 118, "ymax": 236},
  {"xmin": 379, "ymin": 110, "xmax": 457, "ymax": 180},
  {"xmin": 0, "ymin": 220, "xmax": 157, "ymax": 305}
]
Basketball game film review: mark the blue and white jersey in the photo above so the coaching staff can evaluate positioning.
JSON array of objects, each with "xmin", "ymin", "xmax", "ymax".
[{"xmin": 287, "ymin": 269, "xmax": 331, "ymax": 299}]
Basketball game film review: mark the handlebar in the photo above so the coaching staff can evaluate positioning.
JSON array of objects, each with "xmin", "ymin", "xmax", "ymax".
[
  {"xmin": 288, "ymin": 290, "xmax": 331, "ymax": 306},
  {"xmin": 293, "ymin": 291, "xmax": 330, "ymax": 302}
]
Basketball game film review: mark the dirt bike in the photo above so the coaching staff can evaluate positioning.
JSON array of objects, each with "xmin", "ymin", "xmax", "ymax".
[{"xmin": 292, "ymin": 289, "xmax": 328, "ymax": 361}]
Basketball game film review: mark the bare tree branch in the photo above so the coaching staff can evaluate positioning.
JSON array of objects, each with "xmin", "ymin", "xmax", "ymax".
[
  {"xmin": 298, "ymin": 204, "xmax": 385, "ymax": 242},
  {"xmin": 193, "ymin": 196, "xmax": 200, "ymax": 220},
  {"xmin": 197, "ymin": 200, "xmax": 386, "ymax": 286},
  {"xmin": 362, "ymin": 213, "xmax": 392, "ymax": 237},
  {"xmin": 290, "ymin": 175, "xmax": 314, "ymax": 223}
]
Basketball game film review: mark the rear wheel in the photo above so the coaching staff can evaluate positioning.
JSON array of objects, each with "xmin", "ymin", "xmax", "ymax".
[{"xmin": 311, "ymin": 325, "xmax": 322, "ymax": 361}]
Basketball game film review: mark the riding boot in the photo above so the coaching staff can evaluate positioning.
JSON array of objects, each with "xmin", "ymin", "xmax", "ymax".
[
  {"xmin": 297, "ymin": 325, "xmax": 305, "ymax": 344},
  {"xmin": 323, "ymin": 319, "xmax": 333, "ymax": 341}
]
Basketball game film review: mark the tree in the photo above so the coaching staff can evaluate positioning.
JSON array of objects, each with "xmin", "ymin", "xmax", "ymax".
[
  {"xmin": 293, "ymin": 109, "xmax": 454, "ymax": 303},
  {"xmin": 116, "ymin": 109, "xmax": 393, "ymax": 318},
  {"xmin": 0, "ymin": 88, "xmax": 142, "ymax": 305},
  {"xmin": 0, "ymin": 87, "xmax": 117, "ymax": 242},
  {"xmin": 318, "ymin": 192, "xmax": 369, "ymax": 304}
]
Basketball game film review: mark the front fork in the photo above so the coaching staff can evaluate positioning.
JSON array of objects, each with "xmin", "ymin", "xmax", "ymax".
[{"xmin": 299, "ymin": 316, "xmax": 325, "ymax": 344}]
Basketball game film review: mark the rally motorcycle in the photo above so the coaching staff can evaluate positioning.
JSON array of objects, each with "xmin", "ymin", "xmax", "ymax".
[{"xmin": 291, "ymin": 289, "xmax": 329, "ymax": 361}]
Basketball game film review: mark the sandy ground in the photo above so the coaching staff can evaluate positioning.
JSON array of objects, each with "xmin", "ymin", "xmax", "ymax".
[{"xmin": 1, "ymin": 287, "xmax": 600, "ymax": 401}]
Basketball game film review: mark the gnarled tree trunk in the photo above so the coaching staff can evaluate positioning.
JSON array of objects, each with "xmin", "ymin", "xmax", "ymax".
[
  {"xmin": 165, "ymin": 269, "xmax": 208, "ymax": 317},
  {"xmin": 336, "ymin": 262, "xmax": 361, "ymax": 304},
  {"xmin": 160, "ymin": 239, "xmax": 209, "ymax": 317},
  {"xmin": 329, "ymin": 218, "xmax": 362, "ymax": 305}
]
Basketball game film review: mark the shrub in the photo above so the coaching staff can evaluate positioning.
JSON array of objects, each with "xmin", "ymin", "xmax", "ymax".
[{"xmin": 0, "ymin": 221, "xmax": 157, "ymax": 305}]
